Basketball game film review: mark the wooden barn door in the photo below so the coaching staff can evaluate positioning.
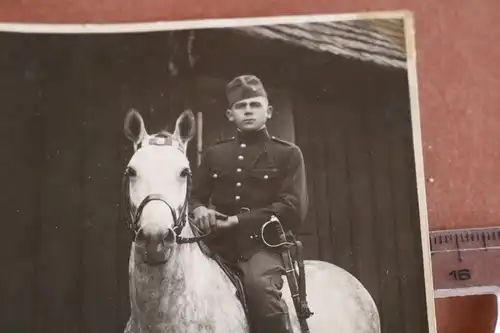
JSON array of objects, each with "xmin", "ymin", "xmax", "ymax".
[{"xmin": 292, "ymin": 73, "xmax": 429, "ymax": 333}]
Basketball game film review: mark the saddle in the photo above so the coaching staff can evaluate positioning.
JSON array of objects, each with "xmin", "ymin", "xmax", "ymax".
[{"xmin": 190, "ymin": 217, "xmax": 313, "ymax": 333}]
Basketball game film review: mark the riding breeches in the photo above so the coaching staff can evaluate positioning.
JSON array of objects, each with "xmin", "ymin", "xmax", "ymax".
[{"xmin": 236, "ymin": 249, "xmax": 293, "ymax": 333}]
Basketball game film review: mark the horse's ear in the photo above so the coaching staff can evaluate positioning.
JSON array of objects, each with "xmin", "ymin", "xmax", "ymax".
[
  {"xmin": 173, "ymin": 109, "xmax": 196, "ymax": 146},
  {"xmin": 124, "ymin": 109, "xmax": 147, "ymax": 144}
]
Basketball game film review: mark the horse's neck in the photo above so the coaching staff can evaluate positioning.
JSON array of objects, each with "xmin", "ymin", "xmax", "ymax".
[{"xmin": 129, "ymin": 220, "xmax": 240, "ymax": 332}]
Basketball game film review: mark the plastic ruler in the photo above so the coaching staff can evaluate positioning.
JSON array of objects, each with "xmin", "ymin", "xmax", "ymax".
[{"xmin": 431, "ymin": 226, "xmax": 500, "ymax": 298}]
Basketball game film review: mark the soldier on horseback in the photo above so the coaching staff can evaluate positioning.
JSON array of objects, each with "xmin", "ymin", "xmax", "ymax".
[{"xmin": 190, "ymin": 74, "xmax": 309, "ymax": 333}]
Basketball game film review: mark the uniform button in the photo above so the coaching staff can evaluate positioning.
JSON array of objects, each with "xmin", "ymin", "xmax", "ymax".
[
  {"xmin": 235, "ymin": 196, "xmax": 241, "ymax": 200},
  {"xmin": 237, "ymin": 168, "xmax": 242, "ymax": 172},
  {"xmin": 238, "ymin": 155, "xmax": 244, "ymax": 160},
  {"xmin": 264, "ymin": 174, "xmax": 269, "ymax": 179},
  {"xmin": 240, "ymin": 143, "xmax": 246, "ymax": 148},
  {"xmin": 212, "ymin": 173, "xmax": 218, "ymax": 178},
  {"xmin": 236, "ymin": 182, "xmax": 242, "ymax": 187}
]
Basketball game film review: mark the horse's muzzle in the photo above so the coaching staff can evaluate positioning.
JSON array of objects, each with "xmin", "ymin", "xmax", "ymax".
[
  {"xmin": 135, "ymin": 226, "xmax": 176, "ymax": 244},
  {"xmin": 136, "ymin": 227, "xmax": 177, "ymax": 266}
]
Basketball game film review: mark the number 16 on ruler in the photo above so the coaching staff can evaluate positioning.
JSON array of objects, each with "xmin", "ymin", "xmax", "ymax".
[{"xmin": 450, "ymin": 269, "xmax": 471, "ymax": 281}]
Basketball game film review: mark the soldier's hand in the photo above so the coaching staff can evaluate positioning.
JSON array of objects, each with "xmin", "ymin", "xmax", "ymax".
[
  {"xmin": 193, "ymin": 206, "xmax": 226, "ymax": 233},
  {"xmin": 216, "ymin": 215, "xmax": 239, "ymax": 229}
]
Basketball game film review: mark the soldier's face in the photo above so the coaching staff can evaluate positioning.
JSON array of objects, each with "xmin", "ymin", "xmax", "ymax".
[{"xmin": 226, "ymin": 96, "xmax": 272, "ymax": 131}]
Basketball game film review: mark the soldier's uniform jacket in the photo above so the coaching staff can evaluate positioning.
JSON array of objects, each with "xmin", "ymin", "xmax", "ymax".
[{"xmin": 190, "ymin": 127, "xmax": 309, "ymax": 262}]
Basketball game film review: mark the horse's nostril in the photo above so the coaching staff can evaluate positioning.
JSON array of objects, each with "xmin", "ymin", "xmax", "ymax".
[
  {"xmin": 163, "ymin": 228, "xmax": 176, "ymax": 244},
  {"xmin": 135, "ymin": 228, "xmax": 147, "ymax": 243}
]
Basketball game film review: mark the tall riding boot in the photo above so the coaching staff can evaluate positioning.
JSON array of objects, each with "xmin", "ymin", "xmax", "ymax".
[{"xmin": 261, "ymin": 312, "xmax": 294, "ymax": 333}]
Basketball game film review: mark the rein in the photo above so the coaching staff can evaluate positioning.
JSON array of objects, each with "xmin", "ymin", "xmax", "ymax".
[{"xmin": 121, "ymin": 134, "xmax": 214, "ymax": 244}]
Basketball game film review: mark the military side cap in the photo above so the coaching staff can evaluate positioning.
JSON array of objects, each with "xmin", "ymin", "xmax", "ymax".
[{"xmin": 226, "ymin": 75, "xmax": 267, "ymax": 106}]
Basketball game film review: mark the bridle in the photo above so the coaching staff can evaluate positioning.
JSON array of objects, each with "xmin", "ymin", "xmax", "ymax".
[{"xmin": 121, "ymin": 134, "xmax": 213, "ymax": 244}]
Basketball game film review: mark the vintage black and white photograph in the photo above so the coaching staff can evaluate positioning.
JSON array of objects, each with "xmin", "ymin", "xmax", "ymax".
[{"xmin": 0, "ymin": 11, "xmax": 434, "ymax": 333}]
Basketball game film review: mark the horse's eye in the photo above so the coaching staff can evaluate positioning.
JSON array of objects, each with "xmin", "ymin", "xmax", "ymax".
[
  {"xmin": 180, "ymin": 168, "xmax": 191, "ymax": 178},
  {"xmin": 126, "ymin": 167, "xmax": 137, "ymax": 177}
]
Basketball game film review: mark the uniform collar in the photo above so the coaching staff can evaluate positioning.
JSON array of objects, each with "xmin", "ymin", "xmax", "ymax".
[{"xmin": 236, "ymin": 127, "xmax": 271, "ymax": 145}]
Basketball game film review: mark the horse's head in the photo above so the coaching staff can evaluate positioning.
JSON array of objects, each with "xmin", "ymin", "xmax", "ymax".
[{"xmin": 123, "ymin": 109, "xmax": 196, "ymax": 266}]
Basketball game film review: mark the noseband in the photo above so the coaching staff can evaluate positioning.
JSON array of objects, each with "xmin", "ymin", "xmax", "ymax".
[{"xmin": 121, "ymin": 134, "xmax": 212, "ymax": 244}]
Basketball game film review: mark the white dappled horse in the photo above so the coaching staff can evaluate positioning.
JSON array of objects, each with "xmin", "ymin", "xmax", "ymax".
[{"xmin": 122, "ymin": 109, "xmax": 381, "ymax": 333}]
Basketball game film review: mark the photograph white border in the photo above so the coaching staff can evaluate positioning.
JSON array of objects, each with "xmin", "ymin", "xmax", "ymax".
[
  {"xmin": 0, "ymin": 10, "xmax": 408, "ymax": 33},
  {"xmin": 0, "ymin": 9, "xmax": 436, "ymax": 333}
]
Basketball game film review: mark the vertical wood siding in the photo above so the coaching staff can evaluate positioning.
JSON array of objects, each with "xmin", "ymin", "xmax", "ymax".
[{"xmin": 292, "ymin": 74, "xmax": 429, "ymax": 333}]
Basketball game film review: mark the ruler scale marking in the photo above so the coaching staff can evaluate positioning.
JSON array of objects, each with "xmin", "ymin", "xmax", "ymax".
[{"xmin": 431, "ymin": 226, "xmax": 500, "ymax": 298}]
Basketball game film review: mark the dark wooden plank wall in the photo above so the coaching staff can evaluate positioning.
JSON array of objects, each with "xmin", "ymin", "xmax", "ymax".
[
  {"xmin": 292, "ymin": 67, "xmax": 429, "ymax": 333},
  {"xmin": 0, "ymin": 34, "xmax": 43, "ymax": 333},
  {"xmin": 0, "ymin": 32, "xmax": 185, "ymax": 333}
]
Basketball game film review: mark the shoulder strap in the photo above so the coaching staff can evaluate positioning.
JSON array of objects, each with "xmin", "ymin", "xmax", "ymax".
[
  {"xmin": 271, "ymin": 136, "xmax": 293, "ymax": 146},
  {"xmin": 204, "ymin": 136, "xmax": 235, "ymax": 150},
  {"xmin": 215, "ymin": 136, "xmax": 235, "ymax": 144}
]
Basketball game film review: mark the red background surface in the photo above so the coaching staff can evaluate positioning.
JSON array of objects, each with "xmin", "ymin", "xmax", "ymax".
[{"xmin": 1, "ymin": 1, "xmax": 499, "ymax": 332}]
